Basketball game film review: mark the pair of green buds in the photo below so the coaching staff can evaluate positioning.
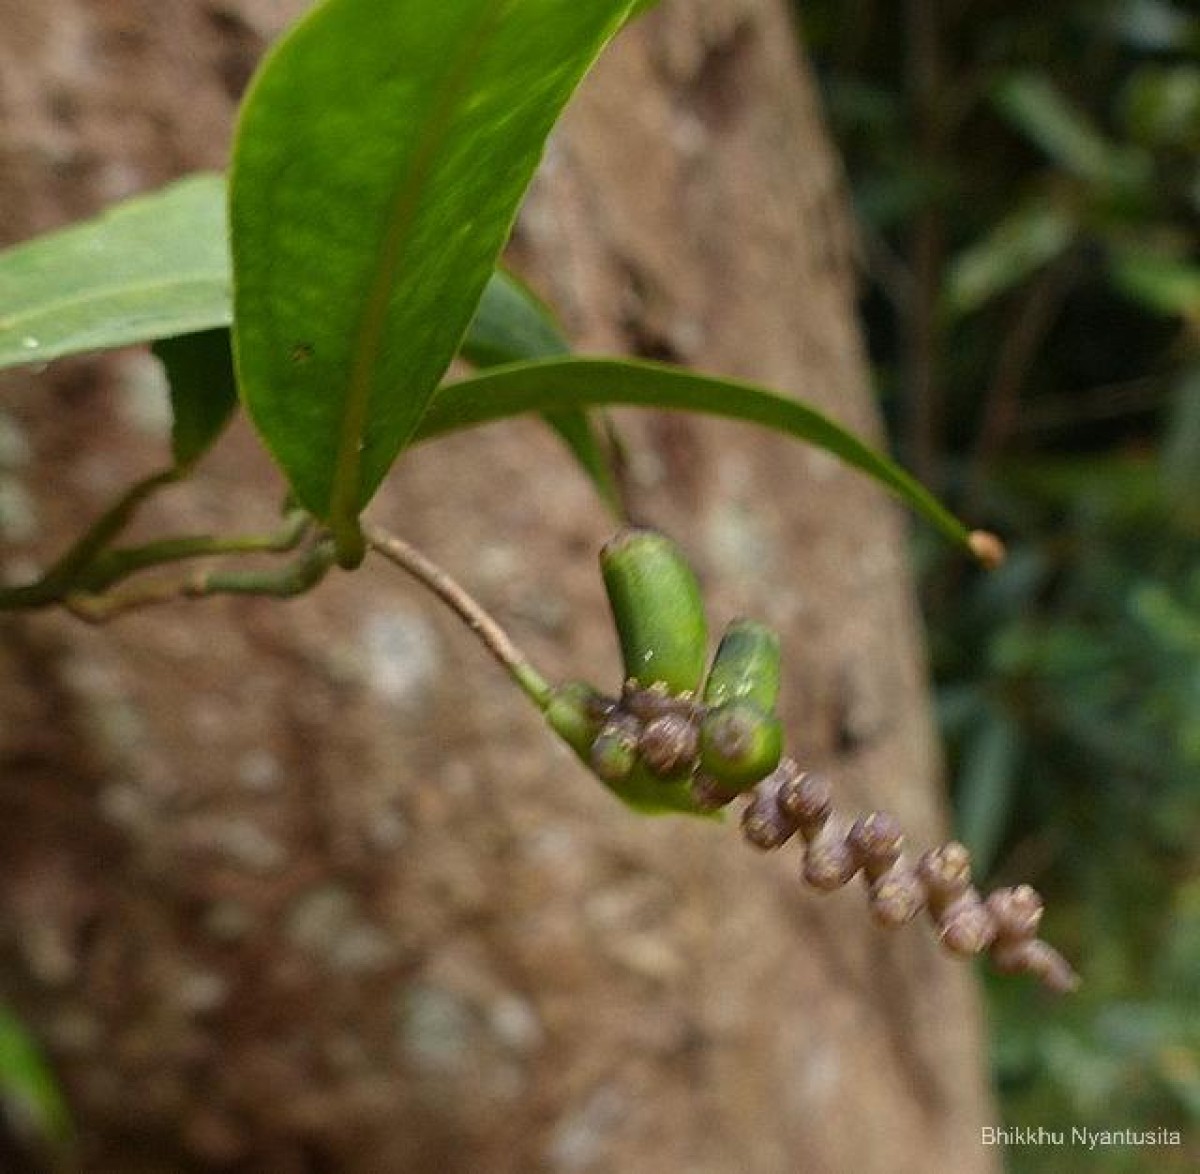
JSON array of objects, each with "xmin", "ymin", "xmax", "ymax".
[{"xmin": 546, "ymin": 528, "xmax": 784, "ymax": 815}]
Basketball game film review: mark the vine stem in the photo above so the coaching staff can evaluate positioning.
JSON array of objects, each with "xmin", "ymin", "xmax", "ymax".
[
  {"xmin": 64, "ymin": 539, "xmax": 337, "ymax": 622},
  {"xmin": 0, "ymin": 466, "xmax": 179, "ymax": 608},
  {"xmin": 363, "ymin": 523, "xmax": 553, "ymax": 711}
]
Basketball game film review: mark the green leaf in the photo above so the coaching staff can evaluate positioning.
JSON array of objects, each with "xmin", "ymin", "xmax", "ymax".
[
  {"xmin": 0, "ymin": 174, "xmax": 228, "ymax": 373},
  {"xmin": 994, "ymin": 73, "xmax": 1127, "ymax": 185},
  {"xmin": 1120, "ymin": 64, "xmax": 1200, "ymax": 147},
  {"xmin": 1109, "ymin": 250, "xmax": 1200, "ymax": 317},
  {"xmin": 954, "ymin": 714, "xmax": 1022, "ymax": 877},
  {"xmin": 230, "ymin": 0, "xmax": 637, "ymax": 562},
  {"xmin": 1162, "ymin": 367, "xmax": 1200, "ymax": 515},
  {"xmin": 152, "ymin": 329, "xmax": 238, "ymax": 470},
  {"xmin": 463, "ymin": 269, "xmax": 622, "ymax": 515},
  {"xmin": 944, "ymin": 198, "xmax": 1077, "ymax": 317},
  {"xmin": 461, "ymin": 269, "xmax": 570, "ymax": 368},
  {"xmin": 0, "ymin": 1006, "xmax": 73, "ymax": 1148},
  {"xmin": 415, "ymin": 357, "xmax": 976, "ymax": 553}
]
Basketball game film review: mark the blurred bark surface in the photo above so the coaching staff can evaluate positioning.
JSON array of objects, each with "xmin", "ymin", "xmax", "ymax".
[{"xmin": 0, "ymin": 1, "xmax": 997, "ymax": 1171}]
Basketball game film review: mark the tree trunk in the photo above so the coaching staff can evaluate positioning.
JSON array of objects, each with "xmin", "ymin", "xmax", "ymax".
[{"xmin": 0, "ymin": 1, "xmax": 997, "ymax": 1171}]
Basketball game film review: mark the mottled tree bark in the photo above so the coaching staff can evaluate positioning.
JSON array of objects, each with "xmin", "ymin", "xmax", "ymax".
[{"xmin": 0, "ymin": 2, "xmax": 997, "ymax": 1171}]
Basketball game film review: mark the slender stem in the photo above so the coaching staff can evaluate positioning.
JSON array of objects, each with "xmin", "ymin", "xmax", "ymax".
[
  {"xmin": 363, "ymin": 522, "xmax": 553, "ymax": 710},
  {"xmin": 962, "ymin": 256, "xmax": 1078, "ymax": 513},
  {"xmin": 48, "ymin": 466, "xmax": 181, "ymax": 582},
  {"xmin": 0, "ymin": 466, "xmax": 179, "ymax": 608},
  {"xmin": 65, "ymin": 539, "xmax": 336, "ymax": 623},
  {"xmin": 76, "ymin": 510, "xmax": 311, "ymax": 594},
  {"xmin": 0, "ymin": 510, "xmax": 313, "ymax": 611},
  {"xmin": 904, "ymin": 0, "xmax": 945, "ymax": 487}
]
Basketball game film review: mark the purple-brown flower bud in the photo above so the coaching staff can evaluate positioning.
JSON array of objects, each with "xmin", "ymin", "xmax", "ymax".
[
  {"xmin": 776, "ymin": 765, "xmax": 832, "ymax": 837},
  {"xmin": 867, "ymin": 863, "xmax": 925, "ymax": 927},
  {"xmin": 741, "ymin": 772, "xmax": 798, "ymax": 850},
  {"xmin": 690, "ymin": 773, "xmax": 740, "ymax": 812},
  {"xmin": 937, "ymin": 893, "xmax": 997, "ymax": 956},
  {"xmin": 985, "ymin": 885, "xmax": 1044, "ymax": 941},
  {"xmin": 638, "ymin": 712, "xmax": 700, "ymax": 778},
  {"xmin": 847, "ymin": 812, "xmax": 905, "ymax": 879},
  {"xmin": 918, "ymin": 842, "xmax": 973, "ymax": 914},
  {"xmin": 990, "ymin": 939, "xmax": 1080, "ymax": 994},
  {"xmin": 803, "ymin": 823, "xmax": 860, "ymax": 891}
]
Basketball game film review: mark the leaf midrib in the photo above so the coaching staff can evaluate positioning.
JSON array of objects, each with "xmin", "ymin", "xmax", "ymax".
[
  {"xmin": 0, "ymin": 273, "xmax": 229, "ymax": 335},
  {"xmin": 328, "ymin": 0, "xmax": 513, "ymax": 534}
]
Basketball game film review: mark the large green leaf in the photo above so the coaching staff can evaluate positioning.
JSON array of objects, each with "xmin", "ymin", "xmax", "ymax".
[
  {"xmin": 230, "ymin": 0, "xmax": 637, "ymax": 561},
  {"xmin": 0, "ymin": 158, "xmax": 619, "ymax": 494},
  {"xmin": 0, "ymin": 175, "xmax": 228, "ymax": 372},
  {"xmin": 414, "ymin": 357, "xmax": 976, "ymax": 552}
]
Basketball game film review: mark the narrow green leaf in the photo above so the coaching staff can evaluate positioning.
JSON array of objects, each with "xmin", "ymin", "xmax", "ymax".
[
  {"xmin": 152, "ymin": 329, "xmax": 237, "ymax": 469},
  {"xmin": 415, "ymin": 357, "xmax": 975, "ymax": 552},
  {"xmin": 994, "ymin": 73, "xmax": 1124, "ymax": 184},
  {"xmin": 943, "ymin": 198, "xmax": 1077, "ymax": 317},
  {"xmin": 1109, "ymin": 250, "xmax": 1200, "ymax": 317},
  {"xmin": 461, "ymin": 269, "xmax": 569, "ymax": 369},
  {"xmin": 230, "ymin": 0, "xmax": 637, "ymax": 561},
  {"xmin": 0, "ymin": 1006, "xmax": 73, "ymax": 1147},
  {"xmin": 0, "ymin": 175, "xmax": 228, "ymax": 373},
  {"xmin": 463, "ymin": 269, "xmax": 622, "ymax": 515},
  {"xmin": 954, "ymin": 714, "xmax": 1022, "ymax": 877}
]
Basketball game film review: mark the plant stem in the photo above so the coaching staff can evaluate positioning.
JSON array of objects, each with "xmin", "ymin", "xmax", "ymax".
[
  {"xmin": 0, "ymin": 466, "xmax": 179, "ymax": 608},
  {"xmin": 363, "ymin": 522, "xmax": 553, "ymax": 711},
  {"xmin": 904, "ymin": 0, "xmax": 945, "ymax": 487},
  {"xmin": 0, "ymin": 507, "xmax": 314, "ymax": 611},
  {"xmin": 64, "ymin": 539, "xmax": 336, "ymax": 622},
  {"xmin": 76, "ymin": 510, "xmax": 312, "ymax": 593}
]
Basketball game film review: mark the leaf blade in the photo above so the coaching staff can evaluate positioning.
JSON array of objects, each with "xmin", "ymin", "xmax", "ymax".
[
  {"xmin": 415, "ymin": 357, "xmax": 974, "ymax": 552},
  {"xmin": 0, "ymin": 175, "xmax": 228, "ymax": 373},
  {"xmin": 229, "ymin": 0, "xmax": 636, "ymax": 553},
  {"xmin": 152, "ymin": 329, "xmax": 238, "ymax": 470}
]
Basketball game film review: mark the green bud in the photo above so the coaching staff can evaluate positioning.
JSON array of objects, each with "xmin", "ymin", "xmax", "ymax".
[
  {"xmin": 589, "ymin": 718, "xmax": 640, "ymax": 784},
  {"xmin": 699, "ymin": 701, "xmax": 783, "ymax": 790},
  {"xmin": 546, "ymin": 681, "xmax": 612, "ymax": 758},
  {"xmin": 703, "ymin": 619, "xmax": 781, "ymax": 713},
  {"xmin": 600, "ymin": 528, "xmax": 708, "ymax": 696}
]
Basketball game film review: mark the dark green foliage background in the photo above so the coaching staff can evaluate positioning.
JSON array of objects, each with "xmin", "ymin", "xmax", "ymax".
[{"xmin": 800, "ymin": 1, "xmax": 1199, "ymax": 1168}]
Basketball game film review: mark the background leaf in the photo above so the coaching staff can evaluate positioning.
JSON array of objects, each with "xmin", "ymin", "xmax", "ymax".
[
  {"xmin": 415, "ymin": 357, "xmax": 976, "ymax": 552},
  {"xmin": 0, "ymin": 1006, "xmax": 73, "ymax": 1149},
  {"xmin": 994, "ymin": 73, "xmax": 1133, "ymax": 185},
  {"xmin": 461, "ymin": 269, "xmax": 570, "ymax": 368},
  {"xmin": 954, "ymin": 713, "xmax": 1022, "ymax": 876},
  {"xmin": 152, "ymin": 329, "xmax": 238, "ymax": 470},
  {"xmin": 463, "ymin": 269, "xmax": 622, "ymax": 515},
  {"xmin": 0, "ymin": 175, "xmax": 227, "ymax": 373},
  {"xmin": 1109, "ymin": 250, "xmax": 1200, "ymax": 317},
  {"xmin": 229, "ymin": 0, "xmax": 636, "ymax": 555},
  {"xmin": 944, "ymin": 198, "xmax": 1078, "ymax": 317}
]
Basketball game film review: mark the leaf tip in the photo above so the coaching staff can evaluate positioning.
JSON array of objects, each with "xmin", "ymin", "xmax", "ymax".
[{"xmin": 968, "ymin": 529, "xmax": 1007, "ymax": 570}]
